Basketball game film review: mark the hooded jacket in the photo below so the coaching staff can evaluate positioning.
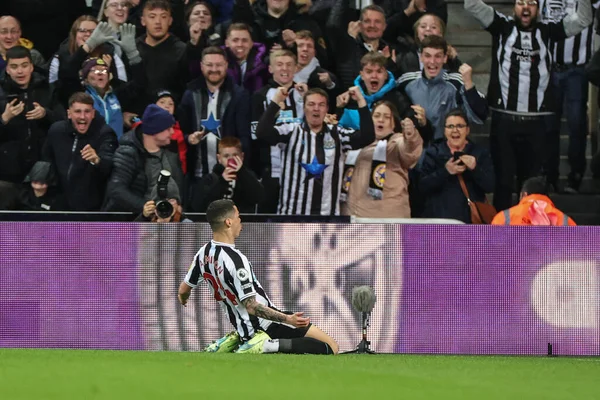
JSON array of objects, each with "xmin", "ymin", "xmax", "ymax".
[
  {"xmin": 0, "ymin": 70, "xmax": 59, "ymax": 183},
  {"xmin": 225, "ymin": 43, "xmax": 270, "ymax": 94},
  {"xmin": 42, "ymin": 116, "xmax": 118, "ymax": 211}
]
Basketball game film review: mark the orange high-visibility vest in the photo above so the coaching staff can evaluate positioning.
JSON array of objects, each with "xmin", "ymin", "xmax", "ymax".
[{"xmin": 491, "ymin": 194, "xmax": 577, "ymax": 226}]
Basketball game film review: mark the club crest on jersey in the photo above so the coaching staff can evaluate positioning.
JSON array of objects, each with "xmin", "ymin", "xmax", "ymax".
[
  {"xmin": 323, "ymin": 135, "xmax": 336, "ymax": 150},
  {"xmin": 236, "ymin": 269, "xmax": 250, "ymax": 282},
  {"xmin": 372, "ymin": 163, "xmax": 385, "ymax": 188},
  {"xmin": 343, "ymin": 167, "xmax": 354, "ymax": 192}
]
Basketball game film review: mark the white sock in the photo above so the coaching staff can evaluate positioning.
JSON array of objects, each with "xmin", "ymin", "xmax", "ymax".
[{"xmin": 262, "ymin": 339, "xmax": 280, "ymax": 353}]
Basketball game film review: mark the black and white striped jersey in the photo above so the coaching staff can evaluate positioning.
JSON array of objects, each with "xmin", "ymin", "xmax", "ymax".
[
  {"xmin": 184, "ymin": 240, "xmax": 274, "ymax": 340},
  {"xmin": 540, "ymin": 0, "xmax": 599, "ymax": 66},
  {"xmin": 486, "ymin": 11, "xmax": 568, "ymax": 113},
  {"xmin": 251, "ymin": 83, "xmax": 305, "ymax": 179},
  {"xmin": 255, "ymin": 103, "xmax": 375, "ymax": 215}
]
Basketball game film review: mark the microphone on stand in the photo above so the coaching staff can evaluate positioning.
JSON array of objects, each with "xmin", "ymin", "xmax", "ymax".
[{"xmin": 342, "ymin": 286, "xmax": 377, "ymax": 354}]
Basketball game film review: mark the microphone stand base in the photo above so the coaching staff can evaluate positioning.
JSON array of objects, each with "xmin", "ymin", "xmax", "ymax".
[{"xmin": 341, "ymin": 339, "xmax": 376, "ymax": 354}]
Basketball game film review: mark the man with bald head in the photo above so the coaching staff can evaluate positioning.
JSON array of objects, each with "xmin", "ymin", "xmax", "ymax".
[{"xmin": 0, "ymin": 16, "xmax": 45, "ymax": 72}]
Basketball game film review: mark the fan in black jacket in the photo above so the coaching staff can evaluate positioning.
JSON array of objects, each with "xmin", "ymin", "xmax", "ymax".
[
  {"xmin": 0, "ymin": 47, "xmax": 61, "ymax": 184},
  {"xmin": 42, "ymin": 95, "xmax": 118, "ymax": 211},
  {"xmin": 189, "ymin": 136, "xmax": 264, "ymax": 213}
]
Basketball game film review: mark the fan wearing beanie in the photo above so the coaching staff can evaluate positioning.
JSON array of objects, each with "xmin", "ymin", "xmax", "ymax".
[
  {"xmin": 104, "ymin": 104, "xmax": 185, "ymax": 214},
  {"xmin": 79, "ymin": 57, "xmax": 124, "ymax": 139}
]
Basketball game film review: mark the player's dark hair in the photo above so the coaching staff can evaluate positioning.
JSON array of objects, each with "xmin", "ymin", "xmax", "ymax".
[
  {"xmin": 6, "ymin": 46, "xmax": 32, "ymax": 63},
  {"xmin": 206, "ymin": 199, "xmax": 235, "ymax": 231},
  {"xmin": 521, "ymin": 177, "xmax": 548, "ymax": 196}
]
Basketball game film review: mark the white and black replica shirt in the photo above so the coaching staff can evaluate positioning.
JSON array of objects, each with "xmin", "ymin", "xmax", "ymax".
[
  {"xmin": 254, "ymin": 103, "xmax": 375, "ymax": 215},
  {"xmin": 464, "ymin": 0, "xmax": 592, "ymax": 113},
  {"xmin": 184, "ymin": 240, "xmax": 273, "ymax": 340},
  {"xmin": 251, "ymin": 83, "xmax": 305, "ymax": 179},
  {"xmin": 540, "ymin": 0, "xmax": 599, "ymax": 66}
]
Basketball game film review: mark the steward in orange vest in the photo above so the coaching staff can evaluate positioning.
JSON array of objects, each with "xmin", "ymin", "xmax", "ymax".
[{"xmin": 491, "ymin": 177, "xmax": 576, "ymax": 226}]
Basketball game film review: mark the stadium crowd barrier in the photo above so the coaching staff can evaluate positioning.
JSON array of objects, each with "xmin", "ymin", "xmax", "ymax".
[{"xmin": 0, "ymin": 219, "xmax": 598, "ymax": 355}]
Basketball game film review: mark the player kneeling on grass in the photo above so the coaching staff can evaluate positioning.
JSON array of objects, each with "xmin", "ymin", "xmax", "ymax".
[{"xmin": 178, "ymin": 199, "xmax": 339, "ymax": 354}]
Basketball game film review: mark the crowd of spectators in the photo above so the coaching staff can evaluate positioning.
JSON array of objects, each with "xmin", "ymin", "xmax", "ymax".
[{"xmin": 0, "ymin": 0, "xmax": 596, "ymax": 224}]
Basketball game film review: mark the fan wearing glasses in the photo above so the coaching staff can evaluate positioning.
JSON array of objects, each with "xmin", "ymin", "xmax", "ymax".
[
  {"xmin": 0, "ymin": 16, "xmax": 45, "ymax": 73},
  {"xmin": 79, "ymin": 57, "xmax": 125, "ymax": 139},
  {"xmin": 419, "ymin": 109, "xmax": 494, "ymax": 223}
]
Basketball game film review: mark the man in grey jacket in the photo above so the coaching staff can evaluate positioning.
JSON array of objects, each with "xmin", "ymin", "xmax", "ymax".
[{"xmin": 396, "ymin": 35, "xmax": 489, "ymax": 140}]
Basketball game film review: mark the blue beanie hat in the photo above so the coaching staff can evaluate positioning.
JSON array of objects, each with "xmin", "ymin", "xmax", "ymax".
[{"xmin": 141, "ymin": 104, "xmax": 175, "ymax": 135}]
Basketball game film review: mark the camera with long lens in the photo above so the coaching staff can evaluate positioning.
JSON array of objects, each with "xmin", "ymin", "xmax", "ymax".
[{"xmin": 155, "ymin": 170, "xmax": 174, "ymax": 219}]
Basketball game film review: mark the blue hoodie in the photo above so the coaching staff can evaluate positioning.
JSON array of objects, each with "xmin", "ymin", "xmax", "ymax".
[
  {"xmin": 85, "ymin": 86, "xmax": 124, "ymax": 139},
  {"xmin": 338, "ymin": 71, "xmax": 396, "ymax": 130}
]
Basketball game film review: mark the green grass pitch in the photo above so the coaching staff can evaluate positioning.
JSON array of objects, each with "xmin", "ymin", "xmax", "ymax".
[{"xmin": 0, "ymin": 349, "xmax": 598, "ymax": 399}]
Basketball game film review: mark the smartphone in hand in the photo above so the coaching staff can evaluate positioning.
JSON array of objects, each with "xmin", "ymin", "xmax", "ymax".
[
  {"xmin": 453, "ymin": 151, "xmax": 465, "ymax": 165},
  {"xmin": 227, "ymin": 158, "xmax": 238, "ymax": 169}
]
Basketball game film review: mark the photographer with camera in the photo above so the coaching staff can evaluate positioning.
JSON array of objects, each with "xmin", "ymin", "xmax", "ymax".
[
  {"xmin": 135, "ymin": 170, "xmax": 191, "ymax": 222},
  {"xmin": 105, "ymin": 103, "xmax": 184, "ymax": 214}
]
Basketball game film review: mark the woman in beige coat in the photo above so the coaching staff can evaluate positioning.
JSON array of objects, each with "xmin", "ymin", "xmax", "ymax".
[{"xmin": 341, "ymin": 101, "xmax": 423, "ymax": 218}]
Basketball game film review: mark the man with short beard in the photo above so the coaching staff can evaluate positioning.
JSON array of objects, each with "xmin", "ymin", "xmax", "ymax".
[
  {"xmin": 135, "ymin": 0, "xmax": 189, "ymax": 113},
  {"xmin": 105, "ymin": 103, "xmax": 185, "ymax": 213},
  {"xmin": 178, "ymin": 46, "xmax": 251, "ymax": 183},
  {"xmin": 42, "ymin": 92, "xmax": 118, "ymax": 211},
  {"xmin": 465, "ymin": 0, "xmax": 592, "ymax": 211}
]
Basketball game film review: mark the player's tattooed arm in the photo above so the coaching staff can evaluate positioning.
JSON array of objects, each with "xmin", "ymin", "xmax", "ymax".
[{"xmin": 242, "ymin": 296, "xmax": 287, "ymax": 323}]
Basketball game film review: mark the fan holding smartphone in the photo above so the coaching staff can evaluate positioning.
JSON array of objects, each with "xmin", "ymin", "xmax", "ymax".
[
  {"xmin": 188, "ymin": 137, "xmax": 264, "ymax": 213},
  {"xmin": 419, "ymin": 109, "xmax": 495, "ymax": 224}
]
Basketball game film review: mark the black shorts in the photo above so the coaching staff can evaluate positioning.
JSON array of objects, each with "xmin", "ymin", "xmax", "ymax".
[{"xmin": 265, "ymin": 312, "xmax": 311, "ymax": 340}]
